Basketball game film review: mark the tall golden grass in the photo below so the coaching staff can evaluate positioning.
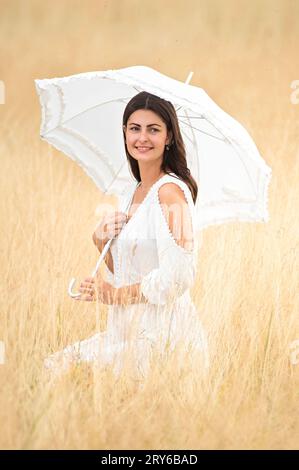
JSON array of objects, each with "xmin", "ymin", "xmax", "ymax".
[{"xmin": 0, "ymin": 0, "xmax": 298, "ymax": 449}]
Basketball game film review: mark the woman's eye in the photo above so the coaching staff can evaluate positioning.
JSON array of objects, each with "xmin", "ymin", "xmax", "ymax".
[{"xmin": 130, "ymin": 127, "xmax": 159, "ymax": 132}]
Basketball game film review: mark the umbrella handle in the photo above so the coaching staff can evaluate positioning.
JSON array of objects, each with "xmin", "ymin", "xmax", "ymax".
[
  {"xmin": 68, "ymin": 277, "xmax": 81, "ymax": 298},
  {"xmin": 67, "ymin": 238, "xmax": 114, "ymax": 298},
  {"xmin": 67, "ymin": 183, "xmax": 132, "ymax": 299}
]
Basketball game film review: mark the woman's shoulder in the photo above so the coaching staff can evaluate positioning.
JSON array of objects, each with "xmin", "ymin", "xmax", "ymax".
[
  {"xmin": 154, "ymin": 172, "xmax": 194, "ymax": 207},
  {"xmin": 158, "ymin": 172, "xmax": 189, "ymax": 188},
  {"xmin": 150, "ymin": 173, "xmax": 197, "ymax": 256}
]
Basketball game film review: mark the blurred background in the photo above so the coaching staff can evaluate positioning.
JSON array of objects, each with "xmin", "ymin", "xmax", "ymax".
[{"xmin": 0, "ymin": 0, "xmax": 298, "ymax": 450}]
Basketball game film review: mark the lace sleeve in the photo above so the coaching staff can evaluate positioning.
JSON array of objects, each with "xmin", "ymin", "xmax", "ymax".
[{"xmin": 140, "ymin": 181, "xmax": 197, "ymax": 305}]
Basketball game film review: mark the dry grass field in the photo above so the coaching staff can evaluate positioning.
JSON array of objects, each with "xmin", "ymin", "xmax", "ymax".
[{"xmin": 0, "ymin": 0, "xmax": 298, "ymax": 449}]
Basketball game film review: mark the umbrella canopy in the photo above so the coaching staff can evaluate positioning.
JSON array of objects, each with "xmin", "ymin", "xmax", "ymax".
[{"xmin": 35, "ymin": 65, "xmax": 272, "ymax": 232}]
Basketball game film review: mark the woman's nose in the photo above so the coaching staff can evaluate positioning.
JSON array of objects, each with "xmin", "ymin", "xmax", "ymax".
[
  {"xmin": 138, "ymin": 129, "xmax": 150, "ymax": 140},
  {"xmin": 139, "ymin": 131, "xmax": 147, "ymax": 139}
]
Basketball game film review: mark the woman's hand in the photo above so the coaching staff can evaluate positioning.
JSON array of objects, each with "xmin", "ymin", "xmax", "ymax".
[
  {"xmin": 92, "ymin": 211, "xmax": 128, "ymax": 248},
  {"xmin": 74, "ymin": 274, "xmax": 116, "ymax": 304},
  {"xmin": 75, "ymin": 276, "xmax": 96, "ymax": 302},
  {"xmin": 95, "ymin": 272, "xmax": 116, "ymax": 305}
]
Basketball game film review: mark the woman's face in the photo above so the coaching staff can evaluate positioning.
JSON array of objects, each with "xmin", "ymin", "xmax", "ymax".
[{"xmin": 124, "ymin": 109, "xmax": 171, "ymax": 164}]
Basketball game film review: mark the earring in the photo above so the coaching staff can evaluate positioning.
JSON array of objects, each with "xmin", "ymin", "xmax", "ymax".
[{"xmin": 166, "ymin": 144, "xmax": 170, "ymax": 151}]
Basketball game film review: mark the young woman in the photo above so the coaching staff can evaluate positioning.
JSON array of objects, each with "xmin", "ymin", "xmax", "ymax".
[{"xmin": 44, "ymin": 91, "xmax": 209, "ymax": 380}]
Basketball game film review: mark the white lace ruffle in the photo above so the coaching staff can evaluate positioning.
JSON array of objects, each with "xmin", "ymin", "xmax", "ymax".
[
  {"xmin": 140, "ymin": 255, "xmax": 195, "ymax": 306},
  {"xmin": 193, "ymin": 164, "xmax": 272, "ymax": 230}
]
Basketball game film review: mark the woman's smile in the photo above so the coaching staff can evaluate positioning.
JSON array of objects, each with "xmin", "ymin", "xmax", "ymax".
[{"xmin": 135, "ymin": 146, "xmax": 153, "ymax": 153}]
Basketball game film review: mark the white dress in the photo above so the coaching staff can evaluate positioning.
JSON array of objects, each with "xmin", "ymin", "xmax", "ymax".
[{"xmin": 44, "ymin": 173, "xmax": 209, "ymax": 380}]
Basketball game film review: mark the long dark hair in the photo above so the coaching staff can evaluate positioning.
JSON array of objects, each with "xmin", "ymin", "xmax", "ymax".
[{"xmin": 122, "ymin": 91, "xmax": 198, "ymax": 204}]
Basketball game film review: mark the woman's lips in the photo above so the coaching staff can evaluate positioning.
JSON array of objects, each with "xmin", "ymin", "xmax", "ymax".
[{"xmin": 136, "ymin": 147, "xmax": 153, "ymax": 153}]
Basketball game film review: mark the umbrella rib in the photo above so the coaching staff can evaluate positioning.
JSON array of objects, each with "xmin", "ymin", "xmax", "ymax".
[
  {"xmin": 176, "ymin": 115, "xmax": 205, "ymax": 119},
  {"xmin": 179, "ymin": 127, "xmax": 196, "ymax": 146},
  {"xmin": 59, "ymin": 123, "xmax": 131, "ymax": 195},
  {"xmin": 59, "ymin": 125, "xmax": 118, "ymax": 180},
  {"xmin": 199, "ymin": 116, "xmax": 258, "ymax": 196},
  {"xmin": 182, "ymin": 108, "xmax": 201, "ymax": 182},
  {"xmin": 59, "ymin": 95, "xmax": 130, "ymax": 125},
  {"xmin": 47, "ymin": 85, "xmax": 225, "ymax": 142},
  {"xmin": 43, "ymin": 93, "xmax": 136, "ymax": 135},
  {"xmin": 178, "ymin": 119, "xmax": 226, "ymax": 141},
  {"xmin": 178, "ymin": 110, "xmax": 258, "ymax": 198},
  {"xmin": 102, "ymin": 161, "xmax": 129, "ymax": 195}
]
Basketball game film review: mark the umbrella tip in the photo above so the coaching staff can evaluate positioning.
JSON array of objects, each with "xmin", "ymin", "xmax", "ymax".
[{"xmin": 185, "ymin": 71, "xmax": 194, "ymax": 85}]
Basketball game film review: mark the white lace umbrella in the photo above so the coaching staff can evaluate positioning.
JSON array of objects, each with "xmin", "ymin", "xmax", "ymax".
[{"xmin": 34, "ymin": 65, "xmax": 272, "ymax": 298}]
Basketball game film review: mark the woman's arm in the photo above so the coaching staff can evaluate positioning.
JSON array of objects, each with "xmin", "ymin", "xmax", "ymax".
[
  {"xmin": 77, "ymin": 275, "xmax": 147, "ymax": 304},
  {"xmin": 114, "ymin": 283, "xmax": 149, "ymax": 305},
  {"xmin": 139, "ymin": 183, "xmax": 195, "ymax": 306}
]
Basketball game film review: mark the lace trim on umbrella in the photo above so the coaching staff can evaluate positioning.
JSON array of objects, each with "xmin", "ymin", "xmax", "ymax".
[
  {"xmin": 60, "ymin": 125, "xmax": 116, "ymax": 174},
  {"xmin": 194, "ymin": 166, "xmax": 272, "ymax": 230}
]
